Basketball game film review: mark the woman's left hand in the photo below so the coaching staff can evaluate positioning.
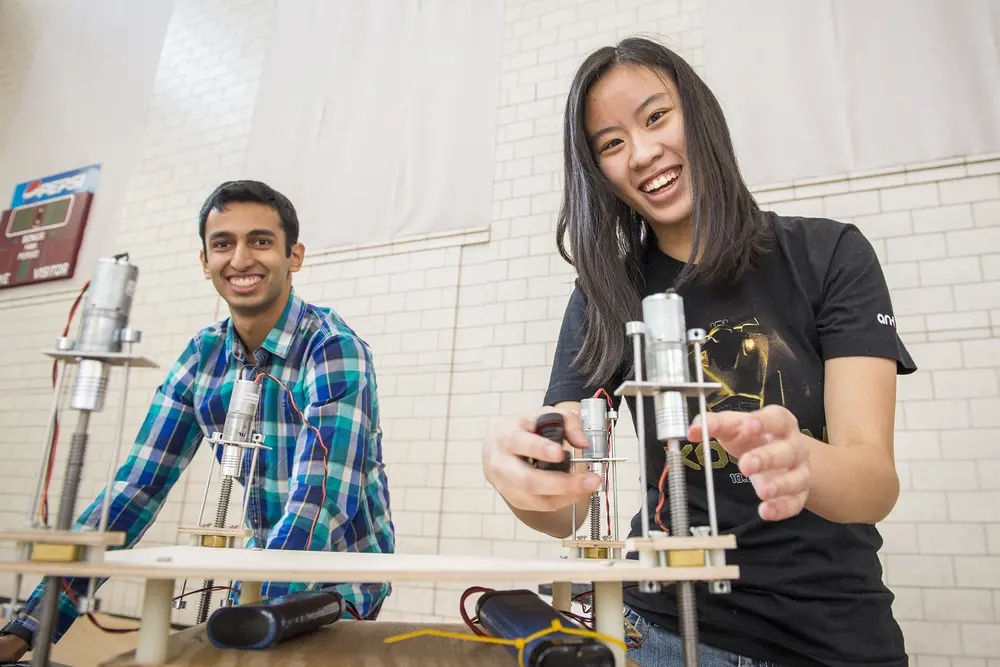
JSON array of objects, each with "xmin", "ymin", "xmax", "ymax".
[{"xmin": 689, "ymin": 405, "xmax": 811, "ymax": 521}]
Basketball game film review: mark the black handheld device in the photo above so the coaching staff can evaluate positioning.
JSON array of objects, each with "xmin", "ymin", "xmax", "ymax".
[
  {"xmin": 525, "ymin": 412, "xmax": 571, "ymax": 472},
  {"xmin": 205, "ymin": 589, "xmax": 344, "ymax": 650},
  {"xmin": 476, "ymin": 589, "xmax": 614, "ymax": 667}
]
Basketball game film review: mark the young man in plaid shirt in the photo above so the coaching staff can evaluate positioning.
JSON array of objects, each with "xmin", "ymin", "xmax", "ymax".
[{"xmin": 0, "ymin": 180, "xmax": 395, "ymax": 658}]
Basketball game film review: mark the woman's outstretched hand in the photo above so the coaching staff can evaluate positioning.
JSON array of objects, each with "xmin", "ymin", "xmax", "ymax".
[{"xmin": 689, "ymin": 405, "xmax": 810, "ymax": 521}]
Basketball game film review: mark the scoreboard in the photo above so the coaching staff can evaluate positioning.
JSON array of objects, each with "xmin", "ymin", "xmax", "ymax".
[{"xmin": 0, "ymin": 164, "xmax": 100, "ymax": 290}]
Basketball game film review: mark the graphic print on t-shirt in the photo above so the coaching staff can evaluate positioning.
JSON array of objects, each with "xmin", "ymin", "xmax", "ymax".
[
  {"xmin": 701, "ymin": 315, "xmax": 794, "ymax": 412},
  {"xmin": 673, "ymin": 312, "xmax": 807, "ymax": 488}
]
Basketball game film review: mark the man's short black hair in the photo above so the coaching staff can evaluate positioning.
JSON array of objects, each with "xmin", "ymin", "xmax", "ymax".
[{"xmin": 198, "ymin": 180, "xmax": 299, "ymax": 256}]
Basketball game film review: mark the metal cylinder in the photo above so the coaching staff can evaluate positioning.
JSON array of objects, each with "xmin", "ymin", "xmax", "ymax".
[
  {"xmin": 71, "ymin": 359, "xmax": 110, "ymax": 411},
  {"xmin": 68, "ymin": 256, "xmax": 138, "ymax": 412},
  {"xmin": 222, "ymin": 379, "xmax": 261, "ymax": 445},
  {"xmin": 643, "ymin": 290, "xmax": 690, "ymax": 440},
  {"xmin": 73, "ymin": 257, "xmax": 138, "ymax": 354},
  {"xmin": 580, "ymin": 397, "xmax": 609, "ymax": 459},
  {"xmin": 220, "ymin": 445, "xmax": 243, "ymax": 478}
]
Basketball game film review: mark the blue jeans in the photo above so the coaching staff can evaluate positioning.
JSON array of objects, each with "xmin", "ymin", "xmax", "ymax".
[{"xmin": 624, "ymin": 605, "xmax": 781, "ymax": 667}]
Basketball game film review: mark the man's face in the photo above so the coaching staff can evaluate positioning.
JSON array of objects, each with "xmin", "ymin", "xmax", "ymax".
[{"xmin": 199, "ymin": 202, "xmax": 304, "ymax": 316}]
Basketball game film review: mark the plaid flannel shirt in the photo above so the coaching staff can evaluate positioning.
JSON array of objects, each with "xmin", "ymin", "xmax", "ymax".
[{"xmin": 12, "ymin": 290, "xmax": 395, "ymax": 643}]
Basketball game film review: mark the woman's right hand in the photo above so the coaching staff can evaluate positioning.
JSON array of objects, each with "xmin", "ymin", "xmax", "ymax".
[{"xmin": 482, "ymin": 405, "xmax": 603, "ymax": 513}]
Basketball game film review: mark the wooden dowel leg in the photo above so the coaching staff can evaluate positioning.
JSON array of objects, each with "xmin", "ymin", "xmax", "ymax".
[
  {"xmin": 134, "ymin": 579, "xmax": 173, "ymax": 665},
  {"xmin": 593, "ymin": 581, "xmax": 625, "ymax": 667},
  {"xmin": 240, "ymin": 581, "xmax": 262, "ymax": 605},
  {"xmin": 551, "ymin": 581, "xmax": 572, "ymax": 612}
]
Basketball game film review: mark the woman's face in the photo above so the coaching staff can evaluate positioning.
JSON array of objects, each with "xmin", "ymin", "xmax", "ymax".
[{"xmin": 584, "ymin": 64, "xmax": 693, "ymax": 236}]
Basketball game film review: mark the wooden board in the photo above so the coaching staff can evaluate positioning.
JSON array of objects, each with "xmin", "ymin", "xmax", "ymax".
[
  {"xmin": 626, "ymin": 534, "xmax": 737, "ymax": 552},
  {"xmin": 0, "ymin": 529, "xmax": 126, "ymax": 547},
  {"xmin": 101, "ymin": 620, "xmax": 642, "ymax": 667},
  {"xmin": 0, "ymin": 545, "xmax": 739, "ymax": 584},
  {"xmin": 561, "ymin": 539, "xmax": 626, "ymax": 549},
  {"xmin": 177, "ymin": 527, "xmax": 253, "ymax": 538}
]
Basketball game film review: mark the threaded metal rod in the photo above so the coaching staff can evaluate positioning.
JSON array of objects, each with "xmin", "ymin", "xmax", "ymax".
[
  {"xmin": 30, "ymin": 578, "xmax": 61, "ymax": 667},
  {"xmin": 668, "ymin": 439, "xmax": 698, "ymax": 667},
  {"xmin": 589, "ymin": 492, "xmax": 601, "ymax": 541},
  {"xmin": 33, "ymin": 410, "xmax": 93, "ymax": 667},
  {"xmin": 57, "ymin": 412, "xmax": 91, "ymax": 530},
  {"xmin": 196, "ymin": 476, "xmax": 233, "ymax": 624},
  {"xmin": 214, "ymin": 477, "xmax": 233, "ymax": 527}
]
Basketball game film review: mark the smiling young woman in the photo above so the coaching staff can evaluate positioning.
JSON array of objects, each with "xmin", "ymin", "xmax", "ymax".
[{"xmin": 483, "ymin": 36, "xmax": 917, "ymax": 667}]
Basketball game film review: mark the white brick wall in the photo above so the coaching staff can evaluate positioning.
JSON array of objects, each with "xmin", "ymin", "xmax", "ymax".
[{"xmin": 0, "ymin": 1, "xmax": 997, "ymax": 664}]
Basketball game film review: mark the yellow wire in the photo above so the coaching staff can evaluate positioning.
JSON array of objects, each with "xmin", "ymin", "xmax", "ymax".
[{"xmin": 383, "ymin": 619, "xmax": 627, "ymax": 667}]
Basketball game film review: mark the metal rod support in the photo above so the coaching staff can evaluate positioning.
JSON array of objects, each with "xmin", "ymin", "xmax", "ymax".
[
  {"xmin": 29, "ymin": 578, "xmax": 61, "ymax": 667},
  {"xmin": 239, "ymin": 447, "xmax": 260, "ymax": 532},
  {"xmin": 98, "ymin": 359, "xmax": 132, "ymax": 532},
  {"xmin": 27, "ymin": 363, "xmax": 67, "ymax": 526},
  {"xmin": 692, "ymin": 338, "xmax": 720, "ymax": 538},
  {"xmin": 629, "ymin": 329, "xmax": 650, "ymax": 539},
  {"xmin": 196, "ymin": 442, "xmax": 218, "ymax": 528},
  {"xmin": 33, "ymin": 409, "xmax": 95, "ymax": 661}
]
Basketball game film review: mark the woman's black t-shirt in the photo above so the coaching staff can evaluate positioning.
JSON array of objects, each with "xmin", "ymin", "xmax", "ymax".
[{"xmin": 543, "ymin": 213, "xmax": 917, "ymax": 667}]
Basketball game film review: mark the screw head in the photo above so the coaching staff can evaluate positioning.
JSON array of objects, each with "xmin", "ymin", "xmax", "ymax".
[
  {"xmin": 709, "ymin": 581, "xmax": 732, "ymax": 595},
  {"xmin": 639, "ymin": 580, "xmax": 661, "ymax": 594}
]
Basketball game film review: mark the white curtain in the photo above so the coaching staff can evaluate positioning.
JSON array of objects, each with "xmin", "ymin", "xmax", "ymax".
[
  {"xmin": 704, "ymin": 0, "xmax": 1000, "ymax": 186},
  {"xmin": 242, "ymin": 0, "xmax": 505, "ymax": 251}
]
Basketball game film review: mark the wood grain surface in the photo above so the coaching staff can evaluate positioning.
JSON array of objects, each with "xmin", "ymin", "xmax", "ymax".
[{"xmin": 102, "ymin": 620, "xmax": 642, "ymax": 667}]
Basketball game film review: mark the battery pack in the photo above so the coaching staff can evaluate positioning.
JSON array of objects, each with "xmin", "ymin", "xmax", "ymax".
[
  {"xmin": 205, "ymin": 589, "xmax": 344, "ymax": 649},
  {"xmin": 476, "ymin": 589, "xmax": 614, "ymax": 667}
]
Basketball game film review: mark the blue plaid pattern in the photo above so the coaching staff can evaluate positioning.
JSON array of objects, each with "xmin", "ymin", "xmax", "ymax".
[{"xmin": 13, "ymin": 290, "xmax": 395, "ymax": 643}]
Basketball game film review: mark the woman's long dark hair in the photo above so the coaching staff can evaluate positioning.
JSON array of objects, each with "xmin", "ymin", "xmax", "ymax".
[{"xmin": 556, "ymin": 36, "xmax": 770, "ymax": 389}]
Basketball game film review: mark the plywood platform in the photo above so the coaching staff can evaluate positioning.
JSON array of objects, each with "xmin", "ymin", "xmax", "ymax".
[
  {"xmin": 0, "ymin": 545, "xmax": 738, "ymax": 584},
  {"xmin": 101, "ymin": 620, "xmax": 642, "ymax": 667},
  {"xmin": 0, "ymin": 545, "xmax": 737, "ymax": 666}
]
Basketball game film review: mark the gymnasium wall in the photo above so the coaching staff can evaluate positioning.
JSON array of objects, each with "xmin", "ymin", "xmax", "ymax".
[{"xmin": 0, "ymin": 1, "xmax": 998, "ymax": 664}]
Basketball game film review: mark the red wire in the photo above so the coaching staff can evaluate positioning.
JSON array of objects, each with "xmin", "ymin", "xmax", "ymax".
[
  {"xmin": 655, "ymin": 462, "xmax": 669, "ymax": 533},
  {"xmin": 459, "ymin": 586, "xmax": 493, "ymax": 636},
  {"xmin": 593, "ymin": 387, "xmax": 612, "ymax": 407},
  {"xmin": 42, "ymin": 281, "xmax": 89, "ymax": 525},
  {"xmin": 254, "ymin": 372, "xmax": 329, "ymax": 548}
]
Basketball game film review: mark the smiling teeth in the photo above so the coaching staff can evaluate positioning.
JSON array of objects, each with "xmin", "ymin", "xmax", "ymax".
[
  {"xmin": 230, "ymin": 276, "xmax": 261, "ymax": 287},
  {"xmin": 643, "ymin": 169, "xmax": 681, "ymax": 193}
]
